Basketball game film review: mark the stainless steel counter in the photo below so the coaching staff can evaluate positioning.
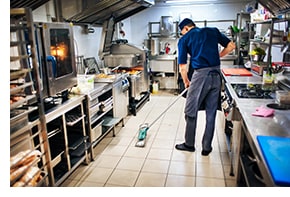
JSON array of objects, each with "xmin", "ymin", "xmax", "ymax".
[
  {"xmin": 221, "ymin": 65, "xmax": 290, "ymax": 186},
  {"xmin": 222, "ymin": 66, "xmax": 290, "ymax": 137}
]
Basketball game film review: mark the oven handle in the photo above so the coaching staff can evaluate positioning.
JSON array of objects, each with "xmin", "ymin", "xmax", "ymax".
[{"xmin": 46, "ymin": 55, "xmax": 57, "ymax": 78}]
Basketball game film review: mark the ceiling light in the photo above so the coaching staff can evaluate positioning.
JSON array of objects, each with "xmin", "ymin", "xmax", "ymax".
[{"xmin": 165, "ymin": 0, "xmax": 217, "ymax": 3}]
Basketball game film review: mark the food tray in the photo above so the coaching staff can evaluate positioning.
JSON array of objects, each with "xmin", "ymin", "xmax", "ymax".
[
  {"xmin": 94, "ymin": 73, "xmax": 116, "ymax": 83},
  {"xmin": 10, "ymin": 82, "xmax": 33, "ymax": 95},
  {"xmin": 10, "ymin": 95, "xmax": 36, "ymax": 110},
  {"xmin": 10, "ymin": 69, "xmax": 31, "ymax": 81}
]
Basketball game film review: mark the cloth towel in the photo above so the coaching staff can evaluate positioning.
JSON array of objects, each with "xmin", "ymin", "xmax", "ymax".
[{"xmin": 252, "ymin": 106, "xmax": 275, "ymax": 117}]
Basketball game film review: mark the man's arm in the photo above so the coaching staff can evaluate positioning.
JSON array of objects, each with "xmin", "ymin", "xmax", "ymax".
[
  {"xmin": 179, "ymin": 63, "xmax": 190, "ymax": 88},
  {"xmin": 219, "ymin": 41, "xmax": 236, "ymax": 57}
]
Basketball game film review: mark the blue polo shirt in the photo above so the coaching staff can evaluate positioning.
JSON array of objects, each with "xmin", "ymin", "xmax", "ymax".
[{"xmin": 178, "ymin": 27, "xmax": 231, "ymax": 69}]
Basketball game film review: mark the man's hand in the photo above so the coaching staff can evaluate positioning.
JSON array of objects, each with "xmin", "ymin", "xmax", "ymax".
[{"xmin": 179, "ymin": 64, "xmax": 190, "ymax": 88}]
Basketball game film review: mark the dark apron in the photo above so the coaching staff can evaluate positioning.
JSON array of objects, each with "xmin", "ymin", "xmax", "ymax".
[{"xmin": 184, "ymin": 66, "xmax": 222, "ymax": 117}]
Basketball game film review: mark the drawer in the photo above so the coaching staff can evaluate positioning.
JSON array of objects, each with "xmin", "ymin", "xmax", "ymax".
[{"xmin": 90, "ymin": 120, "xmax": 104, "ymax": 142}]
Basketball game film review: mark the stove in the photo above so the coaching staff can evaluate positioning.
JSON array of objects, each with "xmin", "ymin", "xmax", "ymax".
[{"xmin": 231, "ymin": 83, "xmax": 274, "ymax": 99}]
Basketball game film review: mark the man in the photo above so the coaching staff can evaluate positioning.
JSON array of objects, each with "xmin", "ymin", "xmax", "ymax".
[{"xmin": 175, "ymin": 18, "xmax": 236, "ymax": 156}]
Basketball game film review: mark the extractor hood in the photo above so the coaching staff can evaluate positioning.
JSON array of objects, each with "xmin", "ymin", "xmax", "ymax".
[
  {"xmin": 61, "ymin": 0, "xmax": 155, "ymax": 25},
  {"xmin": 10, "ymin": 0, "xmax": 51, "ymax": 10},
  {"xmin": 257, "ymin": 0, "xmax": 290, "ymax": 15}
]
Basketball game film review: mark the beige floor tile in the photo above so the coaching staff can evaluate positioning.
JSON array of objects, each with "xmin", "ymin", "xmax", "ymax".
[
  {"xmin": 151, "ymin": 138, "xmax": 175, "ymax": 149},
  {"xmin": 124, "ymin": 145, "xmax": 151, "ymax": 158},
  {"xmin": 196, "ymin": 163, "xmax": 224, "ymax": 179},
  {"xmin": 195, "ymin": 177, "xmax": 226, "ymax": 187},
  {"xmin": 106, "ymin": 169, "xmax": 139, "ymax": 186},
  {"xmin": 82, "ymin": 167, "xmax": 114, "ymax": 184},
  {"xmin": 196, "ymin": 151, "xmax": 222, "ymax": 164},
  {"xmin": 65, "ymin": 164, "xmax": 91, "ymax": 181},
  {"xmin": 147, "ymin": 148, "xmax": 172, "ymax": 160},
  {"xmin": 60, "ymin": 179, "xmax": 79, "ymax": 187},
  {"xmin": 220, "ymin": 152, "xmax": 231, "ymax": 165},
  {"xmin": 77, "ymin": 181, "xmax": 104, "ymax": 187},
  {"xmin": 101, "ymin": 144, "xmax": 128, "ymax": 156},
  {"xmin": 135, "ymin": 172, "xmax": 167, "ymax": 187},
  {"xmin": 171, "ymin": 148, "xmax": 196, "ymax": 162},
  {"xmin": 117, "ymin": 127, "xmax": 139, "ymax": 137},
  {"xmin": 109, "ymin": 136, "xmax": 135, "ymax": 146},
  {"xmin": 168, "ymin": 160, "xmax": 195, "ymax": 176},
  {"xmin": 98, "ymin": 136, "xmax": 113, "ymax": 144},
  {"xmin": 142, "ymin": 159, "xmax": 170, "ymax": 174},
  {"xmin": 155, "ymin": 130, "xmax": 177, "ymax": 140},
  {"xmin": 91, "ymin": 155, "xmax": 122, "ymax": 168},
  {"xmin": 92, "ymin": 143, "xmax": 108, "ymax": 156},
  {"xmin": 165, "ymin": 174, "xmax": 195, "ymax": 187},
  {"xmin": 59, "ymin": 90, "xmax": 232, "ymax": 187},
  {"xmin": 116, "ymin": 156, "xmax": 145, "ymax": 171},
  {"xmin": 225, "ymin": 179, "xmax": 237, "ymax": 187}
]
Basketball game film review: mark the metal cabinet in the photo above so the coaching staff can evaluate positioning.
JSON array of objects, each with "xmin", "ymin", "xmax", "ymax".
[
  {"xmin": 85, "ymin": 83, "xmax": 123, "ymax": 160},
  {"xmin": 10, "ymin": 8, "xmax": 50, "ymax": 187},
  {"xmin": 237, "ymin": 120, "xmax": 275, "ymax": 186},
  {"xmin": 150, "ymin": 56, "xmax": 179, "ymax": 90},
  {"xmin": 45, "ymin": 95, "xmax": 89, "ymax": 186}
]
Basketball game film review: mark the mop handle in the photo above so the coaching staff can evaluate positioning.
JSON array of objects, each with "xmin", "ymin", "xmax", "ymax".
[{"xmin": 148, "ymin": 88, "xmax": 188, "ymax": 128}]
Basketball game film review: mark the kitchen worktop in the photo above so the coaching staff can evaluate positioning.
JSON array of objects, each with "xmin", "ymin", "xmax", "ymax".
[
  {"xmin": 221, "ymin": 65, "xmax": 290, "ymax": 136},
  {"xmin": 221, "ymin": 65, "xmax": 290, "ymax": 186}
]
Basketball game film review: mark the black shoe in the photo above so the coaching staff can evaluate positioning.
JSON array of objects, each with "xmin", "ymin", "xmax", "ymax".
[
  {"xmin": 201, "ymin": 148, "xmax": 212, "ymax": 156},
  {"xmin": 175, "ymin": 143, "xmax": 195, "ymax": 152}
]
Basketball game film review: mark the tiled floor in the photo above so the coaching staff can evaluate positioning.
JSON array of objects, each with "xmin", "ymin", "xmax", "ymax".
[{"xmin": 61, "ymin": 90, "xmax": 237, "ymax": 187}]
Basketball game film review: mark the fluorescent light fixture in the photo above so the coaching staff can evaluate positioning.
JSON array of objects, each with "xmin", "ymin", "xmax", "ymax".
[{"xmin": 166, "ymin": 0, "xmax": 217, "ymax": 3}]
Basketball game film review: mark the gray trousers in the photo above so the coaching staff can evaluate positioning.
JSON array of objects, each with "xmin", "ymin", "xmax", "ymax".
[{"xmin": 184, "ymin": 70, "xmax": 221, "ymax": 151}]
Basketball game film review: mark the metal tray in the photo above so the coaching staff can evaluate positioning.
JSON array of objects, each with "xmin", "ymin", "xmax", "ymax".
[
  {"xmin": 10, "ymin": 82, "xmax": 33, "ymax": 95},
  {"xmin": 10, "ymin": 69, "xmax": 31, "ymax": 80}
]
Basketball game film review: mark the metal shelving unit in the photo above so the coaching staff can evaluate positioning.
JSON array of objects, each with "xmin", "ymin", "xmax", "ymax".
[
  {"xmin": 249, "ymin": 18, "xmax": 290, "ymax": 72},
  {"xmin": 10, "ymin": 8, "xmax": 51, "ymax": 187},
  {"xmin": 234, "ymin": 12, "xmax": 252, "ymax": 65}
]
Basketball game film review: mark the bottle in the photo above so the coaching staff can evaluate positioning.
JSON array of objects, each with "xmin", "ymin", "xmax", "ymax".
[
  {"xmin": 262, "ymin": 55, "xmax": 273, "ymax": 87},
  {"xmin": 288, "ymin": 27, "xmax": 290, "ymax": 42}
]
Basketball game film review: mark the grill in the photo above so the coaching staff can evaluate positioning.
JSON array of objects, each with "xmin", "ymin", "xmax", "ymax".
[{"xmin": 104, "ymin": 42, "xmax": 150, "ymax": 115}]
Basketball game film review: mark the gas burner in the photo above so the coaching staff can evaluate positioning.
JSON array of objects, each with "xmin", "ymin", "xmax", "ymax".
[{"xmin": 231, "ymin": 83, "xmax": 274, "ymax": 99}]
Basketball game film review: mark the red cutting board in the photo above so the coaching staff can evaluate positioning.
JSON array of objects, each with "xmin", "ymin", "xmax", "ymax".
[{"xmin": 222, "ymin": 68, "xmax": 253, "ymax": 76}]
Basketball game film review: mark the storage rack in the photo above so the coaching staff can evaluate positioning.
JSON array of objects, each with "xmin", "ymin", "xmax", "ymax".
[
  {"xmin": 10, "ymin": 8, "xmax": 51, "ymax": 186},
  {"xmin": 234, "ymin": 12, "xmax": 251, "ymax": 65},
  {"xmin": 249, "ymin": 18, "xmax": 290, "ymax": 72}
]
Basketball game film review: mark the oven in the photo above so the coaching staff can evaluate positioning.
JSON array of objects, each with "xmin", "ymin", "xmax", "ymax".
[
  {"xmin": 34, "ymin": 22, "xmax": 77, "ymax": 99},
  {"xmin": 103, "ymin": 42, "xmax": 150, "ymax": 115}
]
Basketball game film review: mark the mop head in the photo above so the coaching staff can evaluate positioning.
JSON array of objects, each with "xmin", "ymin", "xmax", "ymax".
[{"xmin": 135, "ymin": 123, "xmax": 149, "ymax": 147}]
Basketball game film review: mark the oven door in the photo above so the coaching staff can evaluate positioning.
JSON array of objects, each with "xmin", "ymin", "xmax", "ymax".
[{"xmin": 40, "ymin": 23, "xmax": 77, "ymax": 96}]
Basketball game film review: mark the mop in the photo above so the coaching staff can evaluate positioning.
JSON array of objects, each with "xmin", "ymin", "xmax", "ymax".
[{"xmin": 135, "ymin": 88, "xmax": 188, "ymax": 147}]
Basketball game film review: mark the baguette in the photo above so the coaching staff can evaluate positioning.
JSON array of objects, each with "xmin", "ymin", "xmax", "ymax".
[
  {"xmin": 20, "ymin": 166, "xmax": 41, "ymax": 187},
  {"xmin": 10, "ymin": 165, "xmax": 29, "ymax": 182},
  {"xmin": 10, "ymin": 150, "xmax": 41, "ymax": 169}
]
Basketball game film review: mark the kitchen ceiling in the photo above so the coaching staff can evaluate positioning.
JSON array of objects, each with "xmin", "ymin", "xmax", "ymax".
[
  {"xmin": 10, "ymin": 0, "xmax": 50, "ymax": 10},
  {"xmin": 63, "ymin": 0, "xmax": 154, "ymax": 24},
  {"xmin": 155, "ymin": 0, "xmax": 253, "ymax": 6}
]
